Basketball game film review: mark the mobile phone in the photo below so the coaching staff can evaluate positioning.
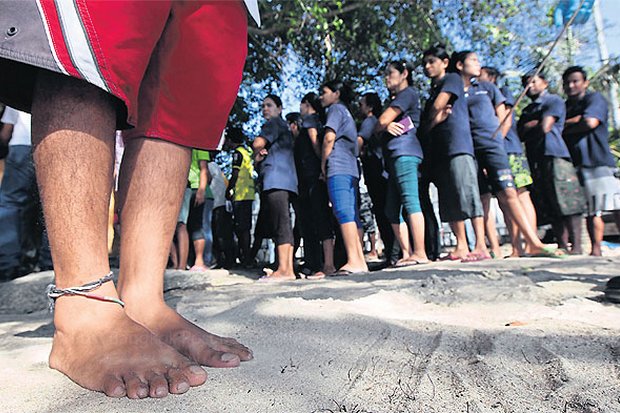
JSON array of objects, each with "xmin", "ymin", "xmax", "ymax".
[{"xmin": 398, "ymin": 116, "xmax": 415, "ymax": 132}]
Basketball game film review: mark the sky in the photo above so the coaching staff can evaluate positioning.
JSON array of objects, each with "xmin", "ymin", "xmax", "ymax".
[{"xmin": 600, "ymin": 0, "xmax": 620, "ymax": 59}]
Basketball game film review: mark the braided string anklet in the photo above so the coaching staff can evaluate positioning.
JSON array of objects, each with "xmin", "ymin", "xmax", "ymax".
[{"xmin": 46, "ymin": 271, "xmax": 125, "ymax": 312}]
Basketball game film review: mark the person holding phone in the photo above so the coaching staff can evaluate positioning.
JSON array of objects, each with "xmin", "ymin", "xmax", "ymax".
[
  {"xmin": 320, "ymin": 80, "xmax": 368, "ymax": 275},
  {"xmin": 253, "ymin": 94, "xmax": 298, "ymax": 280},
  {"xmin": 374, "ymin": 61, "xmax": 428, "ymax": 266},
  {"xmin": 419, "ymin": 44, "xmax": 486, "ymax": 262}
]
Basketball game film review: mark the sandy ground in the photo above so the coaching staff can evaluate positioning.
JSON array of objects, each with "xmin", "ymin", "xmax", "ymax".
[{"xmin": 1, "ymin": 250, "xmax": 620, "ymax": 413}]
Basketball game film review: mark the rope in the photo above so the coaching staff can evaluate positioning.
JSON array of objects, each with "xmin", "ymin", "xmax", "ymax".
[{"xmin": 46, "ymin": 271, "xmax": 125, "ymax": 312}]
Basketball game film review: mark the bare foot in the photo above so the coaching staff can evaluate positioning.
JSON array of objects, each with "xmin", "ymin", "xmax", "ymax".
[
  {"xmin": 591, "ymin": 244, "xmax": 602, "ymax": 256},
  {"xmin": 124, "ymin": 299, "xmax": 253, "ymax": 368},
  {"xmin": 51, "ymin": 288, "xmax": 207, "ymax": 398}
]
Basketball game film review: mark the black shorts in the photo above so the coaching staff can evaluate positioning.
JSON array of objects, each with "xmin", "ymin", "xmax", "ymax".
[
  {"xmin": 233, "ymin": 200, "xmax": 253, "ymax": 232},
  {"xmin": 475, "ymin": 145, "xmax": 515, "ymax": 195},
  {"xmin": 432, "ymin": 154, "xmax": 484, "ymax": 222}
]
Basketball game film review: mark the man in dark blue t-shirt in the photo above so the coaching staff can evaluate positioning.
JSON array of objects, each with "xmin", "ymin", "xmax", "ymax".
[
  {"xmin": 518, "ymin": 71, "xmax": 585, "ymax": 254},
  {"xmin": 562, "ymin": 65, "xmax": 620, "ymax": 256}
]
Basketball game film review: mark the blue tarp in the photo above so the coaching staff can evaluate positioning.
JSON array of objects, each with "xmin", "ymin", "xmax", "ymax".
[{"xmin": 553, "ymin": 0, "xmax": 595, "ymax": 26}]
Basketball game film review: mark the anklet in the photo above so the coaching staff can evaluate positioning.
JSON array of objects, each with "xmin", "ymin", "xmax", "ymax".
[{"xmin": 46, "ymin": 272, "xmax": 125, "ymax": 312}]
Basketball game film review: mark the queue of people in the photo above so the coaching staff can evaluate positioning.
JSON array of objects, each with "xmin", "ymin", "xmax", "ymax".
[{"xmin": 2, "ymin": 47, "xmax": 620, "ymax": 282}]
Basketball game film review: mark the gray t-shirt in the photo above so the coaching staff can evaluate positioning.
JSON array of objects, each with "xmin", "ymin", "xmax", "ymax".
[
  {"xmin": 258, "ymin": 116, "xmax": 298, "ymax": 194},
  {"xmin": 325, "ymin": 103, "xmax": 359, "ymax": 178}
]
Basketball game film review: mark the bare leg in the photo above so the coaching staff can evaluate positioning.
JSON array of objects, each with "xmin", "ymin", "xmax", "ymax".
[
  {"xmin": 115, "ymin": 138, "xmax": 252, "ymax": 369},
  {"xmin": 366, "ymin": 232, "xmax": 378, "ymax": 258},
  {"xmin": 471, "ymin": 216, "xmax": 489, "ymax": 256},
  {"xmin": 449, "ymin": 220, "xmax": 470, "ymax": 259},
  {"xmin": 481, "ymin": 193, "xmax": 501, "ymax": 258},
  {"xmin": 566, "ymin": 214, "xmax": 584, "ymax": 255},
  {"xmin": 176, "ymin": 223, "xmax": 189, "ymax": 270},
  {"xmin": 266, "ymin": 243, "xmax": 295, "ymax": 279},
  {"xmin": 407, "ymin": 212, "xmax": 428, "ymax": 262},
  {"xmin": 518, "ymin": 188, "xmax": 538, "ymax": 254},
  {"xmin": 497, "ymin": 188, "xmax": 554, "ymax": 256},
  {"xmin": 392, "ymin": 222, "xmax": 412, "ymax": 264},
  {"xmin": 587, "ymin": 215, "xmax": 604, "ymax": 256},
  {"xmin": 33, "ymin": 72, "xmax": 206, "ymax": 398},
  {"xmin": 339, "ymin": 222, "xmax": 368, "ymax": 273},
  {"xmin": 192, "ymin": 238, "xmax": 206, "ymax": 269}
]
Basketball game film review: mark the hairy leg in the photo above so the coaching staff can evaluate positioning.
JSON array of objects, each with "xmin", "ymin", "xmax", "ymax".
[
  {"xmin": 115, "ymin": 137, "xmax": 252, "ymax": 367},
  {"xmin": 32, "ymin": 72, "xmax": 205, "ymax": 398}
]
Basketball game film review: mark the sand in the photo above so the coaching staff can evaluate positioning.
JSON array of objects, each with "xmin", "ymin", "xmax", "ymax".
[{"xmin": 1, "ymin": 251, "xmax": 619, "ymax": 413}]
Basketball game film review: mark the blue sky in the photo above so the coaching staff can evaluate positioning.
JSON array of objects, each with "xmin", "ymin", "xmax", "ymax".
[{"xmin": 601, "ymin": 0, "xmax": 620, "ymax": 58}]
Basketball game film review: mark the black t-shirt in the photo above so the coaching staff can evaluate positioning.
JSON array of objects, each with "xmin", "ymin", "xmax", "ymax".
[
  {"xmin": 564, "ymin": 91, "xmax": 615, "ymax": 168},
  {"xmin": 294, "ymin": 113, "xmax": 323, "ymax": 179}
]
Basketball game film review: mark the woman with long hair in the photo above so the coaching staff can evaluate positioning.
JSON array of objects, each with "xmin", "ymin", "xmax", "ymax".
[
  {"xmin": 320, "ymin": 80, "xmax": 368, "ymax": 275},
  {"xmin": 374, "ymin": 61, "xmax": 428, "ymax": 266},
  {"xmin": 294, "ymin": 92, "xmax": 336, "ymax": 278},
  {"xmin": 253, "ymin": 94, "xmax": 298, "ymax": 280},
  {"xmin": 419, "ymin": 44, "xmax": 486, "ymax": 261}
]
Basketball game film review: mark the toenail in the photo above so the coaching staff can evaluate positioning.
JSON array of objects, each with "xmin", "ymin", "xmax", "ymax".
[
  {"xmin": 155, "ymin": 387, "xmax": 167, "ymax": 397},
  {"xmin": 189, "ymin": 365, "xmax": 206, "ymax": 375},
  {"xmin": 221, "ymin": 353, "xmax": 238, "ymax": 362},
  {"xmin": 176, "ymin": 381, "xmax": 190, "ymax": 393}
]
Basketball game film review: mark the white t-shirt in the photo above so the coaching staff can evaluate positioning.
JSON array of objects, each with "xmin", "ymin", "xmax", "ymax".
[{"xmin": 1, "ymin": 107, "xmax": 32, "ymax": 146}]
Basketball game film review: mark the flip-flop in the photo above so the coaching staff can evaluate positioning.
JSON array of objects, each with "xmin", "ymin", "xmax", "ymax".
[
  {"xmin": 306, "ymin": 271, "xmax": 327, "ymax": 280},
  {"xmin": 257, "ymin": 274, "xmax": 296, "ymax": 282},
  {"xmin": 440, "ymin": 254, "xmax": 462, "ymax": 261},
  {"xmin": 394, "ymin": 259, "xmax": 430, "ymax": 268},
  {"xmin": 461, "ymin": 252, "xmax": 491, "ymax": 263},
  {"xmin": 333, "ymin": 269, "xmax": 368, "ymax": 276},
  {"xmin": 525, "ymin": 246, "xmax": 567, "ymax": 259}
]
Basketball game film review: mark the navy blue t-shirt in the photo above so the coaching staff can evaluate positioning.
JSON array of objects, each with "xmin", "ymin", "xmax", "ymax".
[
  {"xmin": 564, "ymin": 92, "xmax": 615, "ymax": 168},
  {"xmin": 383, "ymin": 87, "xmax": 424, "ymax": 159},
  {"xmin": 358, "ymin": 115, "xmax": 382, "ymax": 159},
  {"xmin": 465, "ymin": 80, "xmax": 506, "ymax": 151},
  {"xmin": 501, "ymin": 86, "xmax": 524, "ymax": 155},
  {"xmin": 294, "ymin": 113, "xmax": 323, "ymax": 179},
  {"xmin": 519, "ymin": 91, "xmax": 570, "ymax": 161},
  {"xmin": 258, "ymin": 116, "xmax": 298, "ymax": 194},
  {"xmin": 421, "ymin": 73, "xmax": 474, "ymax": 160},
  {"xmin": 325, "ymin": 103, "xmax": 359, "ymax": 178}
]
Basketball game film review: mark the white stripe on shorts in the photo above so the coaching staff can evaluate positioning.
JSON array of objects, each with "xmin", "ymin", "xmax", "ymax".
[
  {"xmin": 35, "ymin": 0, "xmax": 68, "ymax": 76},
  {"xmin": 54, "ymin": 0, "xmax": 108, "ymax": 92}
]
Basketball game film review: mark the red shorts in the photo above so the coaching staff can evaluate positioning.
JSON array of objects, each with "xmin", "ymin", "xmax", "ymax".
[{"xmin": 0, "ymin": 0, "xmax": 248, "ymax": 149}]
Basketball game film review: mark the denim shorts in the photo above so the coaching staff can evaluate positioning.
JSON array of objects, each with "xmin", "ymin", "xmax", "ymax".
[{"xmin": 327, "ymin": 174, "xmax": 361, "ymax": 227}]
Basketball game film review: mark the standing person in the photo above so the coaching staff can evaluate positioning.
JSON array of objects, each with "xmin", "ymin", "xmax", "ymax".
[
  {"xmin": 294, "ymin": 93, "xmax": 336, "ymax": 278},
  {"xmin": 0, "ymin": 106, "xmax": 51, "ymax": 279},
  {"xmin": 253, "ymin": 95, "xmax": 298, "ymax": 281},
  {"xmin": 518, "ymin": 70, "xmax": 585, "ymax": 254},
  {"xmin": 418, "ymin": 44, "xmax": 487, "ymax": 261},
  {"xmin": 480, "ymin": 67, "xmax": 539, "ymax": 257},
  {"xmin": 562, "ymin": 66, "xmax": 620, "ymax": 256},
  {"xmin": 358, "ymin": 92, "xmax": 398, "ymax": 265},
  {"xmin": 452, "ymin": 52, "xmax": 561, "ymax": 259},
  {"xmin": 225, "ymin": 127, "xmax": 255, "ymax": 266},
  {"xmin": 0, "ymin": 0, "xmax": 255, "ymax": 398},
  {"xmin": 208, "ymin": 156, "xmax": 235, "ymax": 268},
  {"xmin": 186, "ymin": 150, "xmax": 212, "ymax": 271},
  {"xmin": 375, "ymin": 61, "xmax": 428, "ymax": 266},
  {"xmin": 320, "ymin": 80, "xmax": 368, "ymax": 275}
]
